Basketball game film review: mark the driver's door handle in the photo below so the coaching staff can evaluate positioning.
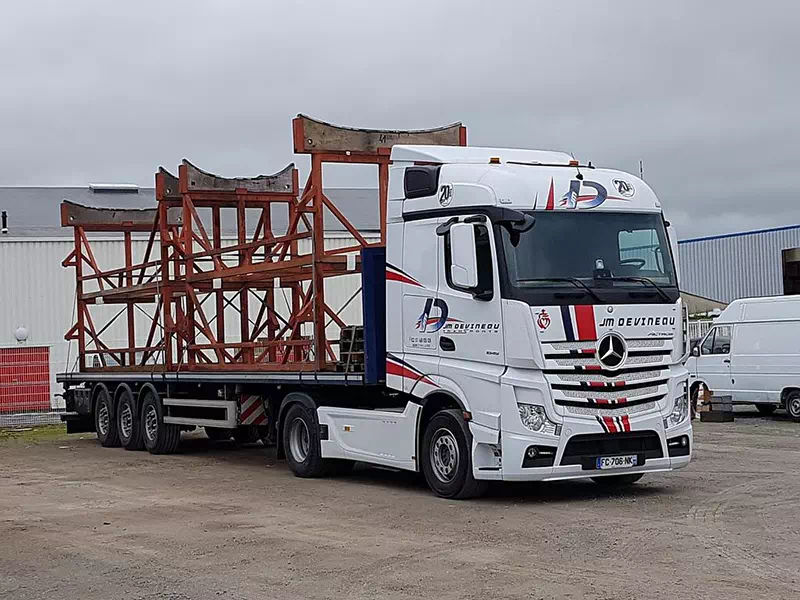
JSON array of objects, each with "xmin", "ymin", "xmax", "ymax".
[{"xmin": 723, "ymin": 359, "xmax": 731, "ymax": 364}]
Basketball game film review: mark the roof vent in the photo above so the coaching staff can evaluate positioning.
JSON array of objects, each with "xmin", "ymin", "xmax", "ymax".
[{"xmin": 88, "ymin": 183, "xmax": 139, "ymax": 193}]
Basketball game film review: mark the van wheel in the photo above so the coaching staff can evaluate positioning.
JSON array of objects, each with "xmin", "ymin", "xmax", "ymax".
[
  {"xmin": 232, "ymin": 425, "xmax": 261, "ymax": 444},
  {"xmin": 755, "ymin": 404, "xmax": 777, "ymax": 416},
  {"xmin": 117, "ymin": 387, "xmax": 143, "ymax": 450},
  {"xmin": 592, "ymin": 473, "xmax": 644, "ymax": 487},
  {"xmin": 205, "ymin": 427, "xmax": 233, "ymax": 441},
  {"xmin": 421, "ymin": 409, "xmax": 487, "ymax": 499},
  {"xmin": 785, "ymin": 391, "xmax": 800, "ymax": 422},
  {"xmin": 690, "ymin": 386, "xmax": 700, "ymax": 418},
  {"xmin": 141, "ymin": 390, "xmax": 180, "ymax": 454},
  {"xmin": 94, "ymin": 387, "xmax": 120, "ymax": 447}
]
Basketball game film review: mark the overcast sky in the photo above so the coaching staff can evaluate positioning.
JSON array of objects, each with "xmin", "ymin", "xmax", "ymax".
[{"xmin": 0, "ymin": 0, "xmax": 796, "ymax": 239}]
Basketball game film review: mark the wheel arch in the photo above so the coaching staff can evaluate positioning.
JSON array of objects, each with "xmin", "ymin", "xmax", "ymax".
[
  {"xmin": 114, "ymin": 382, "xmax": 136, "ymax": 409},
  {"xmin": 417, "ymin": 390, "xmax": 468, "ymax": 473},
  {"xmin": 137, "ymin": 382, "xmax": 161, "ymax": 406},
  {"xmin": 780, "ymin": 386, "xmax": 800, "ymax": 404}
]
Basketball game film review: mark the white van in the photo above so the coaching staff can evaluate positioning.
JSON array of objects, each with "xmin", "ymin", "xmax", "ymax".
[{"xmin": 686, "ymin": 295, "xmax": 800, "ymax": 420}]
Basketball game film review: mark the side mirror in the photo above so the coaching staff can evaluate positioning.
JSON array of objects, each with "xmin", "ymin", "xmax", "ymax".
[
  {"xmin": 691, "ymin": 346, "xmax": 700, "ymax": 357},
  {"xmin": 449, "ymin": 223, "xmax": 478, "ymax": 288},
  {"xmin": 666, "ymin": 222, "xmax": 681, "ymax": 285}
]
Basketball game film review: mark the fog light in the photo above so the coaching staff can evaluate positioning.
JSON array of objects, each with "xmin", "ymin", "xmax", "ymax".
[
  {"xmin": 667, "ymin": 435, "xmax": 690, "ymax": 457},
  {"xmin": 526, "ymin": 447, "xmax": 538, "ymax": 459}
]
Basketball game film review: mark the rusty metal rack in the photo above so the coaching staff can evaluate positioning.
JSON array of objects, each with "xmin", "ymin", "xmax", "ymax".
[{"xmin": 61, "ymin": 115, "xmax": 466, "ymax": 376}]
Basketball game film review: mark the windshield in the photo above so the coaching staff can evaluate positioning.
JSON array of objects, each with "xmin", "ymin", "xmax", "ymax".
[{"xmin": 498, "ymin": 211, "xmax": 679, "ymax": 305}]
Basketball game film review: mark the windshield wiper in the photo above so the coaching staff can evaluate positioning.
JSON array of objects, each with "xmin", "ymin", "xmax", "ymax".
[
  {"xmin": 603, "ymin": 276, "xmax": 672, "ymax": 303},
  {"xmin": 518, "ymin": 277, "xmax": 603, "ymax": 303}
]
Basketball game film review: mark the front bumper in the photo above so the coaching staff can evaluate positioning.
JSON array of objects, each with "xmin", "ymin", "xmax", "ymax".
[{"xmin": 473, "ymin": 410, "xmax": 692, "ymax": 482}]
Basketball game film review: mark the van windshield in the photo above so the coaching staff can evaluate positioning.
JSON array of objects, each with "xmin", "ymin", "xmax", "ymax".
[{"xmin": 498, "ymin": 211, "xmax": 680, "ymax": 306}]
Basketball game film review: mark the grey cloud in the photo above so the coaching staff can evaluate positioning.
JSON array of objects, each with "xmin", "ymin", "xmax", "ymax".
[{"xmin": 0, "ymin": 0, "xmax": 796, "ymax": 238}]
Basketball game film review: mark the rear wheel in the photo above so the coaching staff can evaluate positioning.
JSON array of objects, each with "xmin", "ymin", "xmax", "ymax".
[
  {"xmin": 755, "ymin": 404, "xmax": 777, "ymax": 416},
  {"xmin": 94, "ymin": 386, "xmax": 120, "ymax": 448},
  {"xmin": 140, "ymin": 390, "xmax": 180, "ymax": 454},
  {"xmin": 117, "ymin": 387, "xmax": 143, "ymax": 450},
  {"xmin": 592, "ymin": 473, "xmax": 645, "ymax": 488},
  {"xmin": 785, "ymin": 391, "xmax": 800, "ymax": 422},
  {"xmin": 421, "ymin": 409, "xmax": 487, "ymax": 499},
  {"xmin": 283, "ymin": 403, "xmax": 326, "ymax": 477}
]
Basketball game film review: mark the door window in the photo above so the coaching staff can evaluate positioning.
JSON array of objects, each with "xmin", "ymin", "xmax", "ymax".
[
  {"xmin": 712, "ymin": 325, "xmax": 732, "ymax": 354},
  {"xmin": 701, "ymin": 329, "xmax": 715, "ymax": 355}
]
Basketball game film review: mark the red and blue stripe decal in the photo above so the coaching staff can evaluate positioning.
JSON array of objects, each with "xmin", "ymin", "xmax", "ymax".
[
  {"xmin": 386, "ymin": 353, "xmax": 437, "ymax": 388},
  {"xmin": 386, "ymin": 264, "xmax": 424, "ymax": 288},
  {"xmin": 561, "ymin": 305, "xmax": 597, "ymax": 342}
]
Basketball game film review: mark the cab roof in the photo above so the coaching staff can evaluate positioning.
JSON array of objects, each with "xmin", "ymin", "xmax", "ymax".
[{"xmin": 391, "ymin": 145, "xmax": 574, "ymax": 165}]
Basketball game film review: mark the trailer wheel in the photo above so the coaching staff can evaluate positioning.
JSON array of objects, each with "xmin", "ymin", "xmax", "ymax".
[
  {"xmin": 116, "ymin": 386, "xmax": 143, "ymax": 450},
  {"xmin": 140, "ymin": 390, "xmax": 180, "ymax": 455},
  {"xmin": 205, "ymin": 427, "xmax": 233, "ymax": 441},
  {"xmin": 283, "ymin": 403, "xmax": 327, "ymax": 478},
  {"xmin": 591, "ymin": 473, "xmax": 645, "ymax": 488},
  {"xmin": 421, "ymin": 409, "xmax": 487, "ymax": 499},
  {"xmin": 786, "ymin": 391, "xmax": 800, "ymax": 422},
  {"xmin": 755, "ymin": 404, "xmax": 777, "ymax": 416},
  {"xmin": 94, "ymin": 386, "xmax": 120, "ymax": 448},
  {"xmin": 232, "ymin": 425, "xmax": 260, "ymax": 445}
]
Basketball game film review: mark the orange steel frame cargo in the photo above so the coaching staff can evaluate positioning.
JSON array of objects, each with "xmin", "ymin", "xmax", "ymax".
[{"xmin": 61, "ymin": 115, "xmax": 467, "ymax": 375}]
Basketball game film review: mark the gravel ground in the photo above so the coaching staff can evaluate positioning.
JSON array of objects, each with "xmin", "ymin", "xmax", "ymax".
[{"xmin": 1, "ymin": 411, "xmax": 799, "ymax": 600}]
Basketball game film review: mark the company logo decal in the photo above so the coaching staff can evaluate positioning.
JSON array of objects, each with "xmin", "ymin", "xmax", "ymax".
[
  {"xmin": 599, "ymin": 316, "xmax": 676, "ymax": 328},
  {"xmin": 542, "ymin": 177, "xmax": 629, "ymax": 211},
  {"xmin": 416, "ymin": 298, "xmax": 449, "ymax": 333},
  {"xmin": 536, "ymin": 309, "xmax": 551, "ymax": 330},
  {"xmin": 596, "ymin": 332, "xmax": 627, "ymax": 370},
  {"xmin": 612, "ymin": 179, "xmax": 635, "ymax": 198}
]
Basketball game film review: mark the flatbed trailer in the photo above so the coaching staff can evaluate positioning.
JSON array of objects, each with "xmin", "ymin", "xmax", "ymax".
[{"xmin": 59, "ymin": 114, "xmax": 693, "ymax": 498}]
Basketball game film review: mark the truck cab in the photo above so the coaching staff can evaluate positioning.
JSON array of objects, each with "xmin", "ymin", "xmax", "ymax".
[{"xmin": 381, "ymin": 145, "xmax": 692, "ymax": 494}]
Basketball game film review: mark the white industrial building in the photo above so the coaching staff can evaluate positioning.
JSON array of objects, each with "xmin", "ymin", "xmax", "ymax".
[
  {"xmin": 678, "ymin": 225, "xmax": 800, "ymax": 303},
  {"xmin": 0, "ymin": 185, "xmax": 379, "ymax": 411}
]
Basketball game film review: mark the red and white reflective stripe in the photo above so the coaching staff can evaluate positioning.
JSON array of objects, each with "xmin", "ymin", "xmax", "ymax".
[
  {"xmin": 596, "ymin": 414, "xmax": 632, "ymax": 433},
  {"xmin": 239, "ymin": 395, "xmax": 267, "ymax": 426}
]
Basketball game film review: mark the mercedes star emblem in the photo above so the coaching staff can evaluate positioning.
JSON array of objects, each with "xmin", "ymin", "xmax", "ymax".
[{"xmin": 596, "ymin": 332, "xmax": 627, "ymax": 370}]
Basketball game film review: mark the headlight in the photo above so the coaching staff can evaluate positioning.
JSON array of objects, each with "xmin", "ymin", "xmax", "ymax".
[
  {"xmin": 664, "ymin": 387, "xmax": 689, "ymax": 429},
  {"xmin": 517, "ymin": 404, "xmax": 560, "ymax": 435}
]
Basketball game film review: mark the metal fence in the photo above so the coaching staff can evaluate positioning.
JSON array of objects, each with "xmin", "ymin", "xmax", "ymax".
[
  {"xmin": 688, "ymin": 319, "xmax": 714, "ymax": 341},
  {"xmin": 0, "ymin": 345, "xmax": 66, "ymax": 427}
]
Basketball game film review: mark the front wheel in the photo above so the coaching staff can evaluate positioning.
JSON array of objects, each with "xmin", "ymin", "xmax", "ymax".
[
  {"xmin": 755, "ymin": 404, "xmax": 777, "ymax": 416},
  {"xmin": 785, "ymin": 391, "xmax": 800, "ymax": 422},
  {"xmin": 421, "ymin": 409, "xmax": 487, "ymax": 499},
  {"xmin": 592, "ymin": 473, "xmax": 645, "ymax": 488}
]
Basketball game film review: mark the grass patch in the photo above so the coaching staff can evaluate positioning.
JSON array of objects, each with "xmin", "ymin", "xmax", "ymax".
[{"xmin": 0, "ymin": 424, "xmax": 72, "ymax": 444}]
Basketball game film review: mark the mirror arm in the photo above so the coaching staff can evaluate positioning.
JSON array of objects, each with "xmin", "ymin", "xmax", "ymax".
[{"xmin": 436, "ymin": 217, "xmax": 459, "ymax": 236}]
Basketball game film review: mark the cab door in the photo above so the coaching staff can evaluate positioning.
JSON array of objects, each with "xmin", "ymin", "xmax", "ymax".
[
  {"xmin": 695, "ymin": 325, "xmax": 734, "ymax": 396},
  {"xmin": 435, "ymin": 216, "xmax": 505, "ymax": 384}
]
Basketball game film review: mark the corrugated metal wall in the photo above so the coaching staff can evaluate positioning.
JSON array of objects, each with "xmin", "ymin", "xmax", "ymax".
[
  {"xmin": 0, "ymin": 234, "xmax": 378, "ymax": 408},
  {"xmin": 678, "ymin": 226, "xmax": 800, "ymax": 303}
]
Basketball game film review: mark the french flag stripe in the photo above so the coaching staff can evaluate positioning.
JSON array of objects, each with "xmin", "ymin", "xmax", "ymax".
[
  {"xmin": 560, "ymin": 305, "xmax": 575, "ymax": 341},
  {"xmin": 574, "ymin": 305, "xmax": 597, "ymax": 341}
]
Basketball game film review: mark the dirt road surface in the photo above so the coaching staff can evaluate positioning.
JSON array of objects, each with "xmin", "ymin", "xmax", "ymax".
[{"xmin": 2, "ymin": 413, "xmax": 799, "ymax": 600}]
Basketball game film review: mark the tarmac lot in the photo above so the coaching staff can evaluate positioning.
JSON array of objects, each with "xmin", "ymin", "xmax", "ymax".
[{"xmin": 1, "ymin": 411, "xmax": 799, "ymax": 600}]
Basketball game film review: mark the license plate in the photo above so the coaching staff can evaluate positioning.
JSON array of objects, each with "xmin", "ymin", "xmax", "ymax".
[{"xmin": 596, "ymin": 455, "xmax": 638, "ymax": 470}]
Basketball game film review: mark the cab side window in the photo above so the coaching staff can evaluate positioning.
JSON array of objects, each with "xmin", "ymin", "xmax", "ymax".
[
  {"xmin": 712, "ymin": 325, "xmax": 732, "ymax": 354},
  {"xmin": 701, "ymin": 329, "xmax": 715, "ymax": 355}
]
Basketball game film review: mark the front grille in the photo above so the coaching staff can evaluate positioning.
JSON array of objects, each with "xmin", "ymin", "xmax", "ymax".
[{"xmin": 560, "ymin": 431, "xmax": 663, "ymax": 469}]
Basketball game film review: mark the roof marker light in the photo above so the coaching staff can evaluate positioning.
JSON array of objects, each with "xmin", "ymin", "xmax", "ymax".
[
  {"xmin": 489, "ymin": 157, "xmax": 501, "ymax": 164},
  {"xmin": 568, "ymin": 160, "xmax": 579, "ymax": 167}
]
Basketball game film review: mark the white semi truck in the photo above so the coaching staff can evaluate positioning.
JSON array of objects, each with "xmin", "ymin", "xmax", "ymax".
[{"xmin": 59, "ymin": 119, "xmax": 692, "ymax": 499}]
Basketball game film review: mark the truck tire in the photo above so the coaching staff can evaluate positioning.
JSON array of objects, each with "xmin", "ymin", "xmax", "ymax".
[
  {"xmin": 116, "ymin": 386, "xmax": 143, "ymax": 450},
  {"xmin": 205, "ymin": 427, "xmax": 233, "ymax": 441},
  {"xmin": 591, "ymin": 473, "xmax": 645, "ymax": 488},
  {"xmin": 755, "ymin": 404, "xmax": 777, "ymax": 416},
  {"xmin": 94, "ymin": 386, "xmax": 121, "ymax": 448},
  {"xmin": 786, "ymin": 391, "xmax": 800, "ymax": 422},
  {"xmin": 282, "ymin": 403, "xmax": 327, "ymax": 477},
  {"xmin": 140, "ymin": 390, "xmax": 180, "ymax": 454},
  {"xmin": 232, "ymin": 425, "xmax": 261, "ymax": 444},
  {"xmin": 421, "ymin": 409, "xmax": 487, "ymax": 499}
]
